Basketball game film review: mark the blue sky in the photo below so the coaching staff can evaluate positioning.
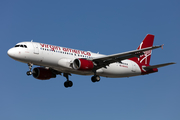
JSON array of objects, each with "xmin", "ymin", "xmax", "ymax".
[{"xmin": 1, "ymin": 0, "xmax": 179, "ymax": 120}]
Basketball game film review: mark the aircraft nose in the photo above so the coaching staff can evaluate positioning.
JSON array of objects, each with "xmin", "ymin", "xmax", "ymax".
[{"xmin": 7, "ymin": 48, "xmax": 15, "ymax": 58}]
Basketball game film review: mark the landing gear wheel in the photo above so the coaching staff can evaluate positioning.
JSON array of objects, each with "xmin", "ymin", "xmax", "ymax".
[
  {"xmin": 64, "ymin": 81, "xmax": 69, "ymax": 88},
  {"xmin": 63, "ymin": 73, "xmax": 73, "ymax": 88},
  {"xmin": 26, "ymin": 71, "xmax": 32, "ymax": 76},
  {"xmin": 64, "ymin": 81, "xmax": 73, "ymax": 88},
  {"xmin": 91, "ymin": 76, "xmax": 96, "ymax": 83},
  {"xmin": 68, "ymin": 81, "xmax": 73, "ymax": 87},
  {"xmin": 91, "ymin": 75, "xmax": 100, "ymax": 83}
]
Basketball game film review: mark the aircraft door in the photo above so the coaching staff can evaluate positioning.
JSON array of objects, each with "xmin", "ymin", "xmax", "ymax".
[{"xmin": 32, "ymin": 43, "xmax": 39, "ymax": 54}]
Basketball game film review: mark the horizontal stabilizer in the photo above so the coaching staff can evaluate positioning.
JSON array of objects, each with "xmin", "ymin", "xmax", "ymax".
[{"xmin": 143, "ymin": 62, "xmax": 175, "ymax": 70}]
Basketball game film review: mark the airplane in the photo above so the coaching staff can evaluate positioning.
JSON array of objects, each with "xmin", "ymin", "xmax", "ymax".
[{"xmin": 7, "ymin": 34, "xmax": 175, "ymax": 88}]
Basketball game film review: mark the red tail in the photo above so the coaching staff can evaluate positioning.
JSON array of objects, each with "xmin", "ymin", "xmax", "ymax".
[{"xmin": 130, "ymin": 34, "xmax": 154, "ymax": 65}]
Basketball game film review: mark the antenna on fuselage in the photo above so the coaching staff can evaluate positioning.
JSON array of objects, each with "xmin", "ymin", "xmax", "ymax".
[{"xmin": 31, "ymin": 40, "xmax": 33, "ymax": 42}]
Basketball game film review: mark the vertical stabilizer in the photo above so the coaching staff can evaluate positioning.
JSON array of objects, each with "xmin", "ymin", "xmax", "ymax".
[{"xmin": 130, "ymin": 34, "xmax": 154, "ymax": 65}]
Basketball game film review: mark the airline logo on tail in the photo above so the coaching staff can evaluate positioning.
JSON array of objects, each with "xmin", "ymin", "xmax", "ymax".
[
  {"xmin": 130, "ymin": 34, "xmax": 154, "ymax": 66},
  {"xmin": 138, "ymin": 41, "xmax": 152, "ymax": 65}
]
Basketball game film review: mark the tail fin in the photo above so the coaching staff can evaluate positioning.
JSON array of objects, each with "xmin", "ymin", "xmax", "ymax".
[{"xmin": 130, "ymin": 34, "xmax": 155, "ymax": 65}]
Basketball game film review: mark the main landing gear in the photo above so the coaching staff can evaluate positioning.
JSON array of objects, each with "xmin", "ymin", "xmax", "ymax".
[
  {"xmin": 91, "ymin": 75, "xmax": 100, "ymax": 82},
  {"xmin": 26, "ymin": 63, "xmax": 33, "ymax": 75},
  {"xmin": 63, "ymin": 73, "xmax": 73, "ymax": 88},
  {"xmin": 63, "ymin": 74, "xmax": 100, "ymax": 88},
  {"xmin": 91, "ymin": 71, "xmax": 101, "ymax": 83}
]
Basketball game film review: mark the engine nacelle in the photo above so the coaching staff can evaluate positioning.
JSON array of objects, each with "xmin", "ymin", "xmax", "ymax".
[
  {"xmin": 32, "ymin": 67, "xmax": 56, "ymax": 80},
  {"xmin": 72, "ymin": 58, "xmax": 94, "ymax": 70}
]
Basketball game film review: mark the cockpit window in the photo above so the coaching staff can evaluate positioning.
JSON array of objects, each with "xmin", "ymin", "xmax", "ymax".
[
  {"xmin": 15, "ymin": 45, "xmax": 20, "ymax": 47},
  {"xmin": 15, "ymin": 44, "xmax": 27, "ymax": 48}
]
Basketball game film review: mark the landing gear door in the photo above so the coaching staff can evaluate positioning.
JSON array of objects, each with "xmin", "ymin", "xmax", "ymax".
[{"xmin": 32, "ymin": 43, "xmax": 39, "ymax": 54}]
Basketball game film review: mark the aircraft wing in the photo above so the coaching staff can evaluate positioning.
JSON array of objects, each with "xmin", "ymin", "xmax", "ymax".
[{"xmin": 92, "ymin": 45, "xmax": 163, "ymax": 70}]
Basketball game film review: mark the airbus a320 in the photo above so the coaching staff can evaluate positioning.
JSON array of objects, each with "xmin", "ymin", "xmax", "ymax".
[{"xmin": 7, "ymin": 34, "xmax": 175, "ymax": 88}]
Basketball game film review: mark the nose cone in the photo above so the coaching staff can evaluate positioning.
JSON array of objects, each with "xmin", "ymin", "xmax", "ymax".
[
  {"xmin": 7, "ymin": 48, "xmax": 19, "ymax": 59},
  {"xmin": 7, "ymin": 48, "xmax": 14, "ymax": 58},
  {"xmin": 7, "ymin": 48, "xmax": 26, "ymax": 62}
]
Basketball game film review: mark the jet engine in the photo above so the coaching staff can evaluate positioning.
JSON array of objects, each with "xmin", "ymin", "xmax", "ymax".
[
  {"xmin": 32, "ymin": 67, "xmax": 56, "ymax": 80},
  {"xmin": 72, "ymin": 58, "xmax": 94, "ymax": 70}
]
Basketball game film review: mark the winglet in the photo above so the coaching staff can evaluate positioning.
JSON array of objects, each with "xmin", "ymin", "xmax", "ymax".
[{"xmin": 161, "ymin": 44, "xmax": 164, "ymax": 49}]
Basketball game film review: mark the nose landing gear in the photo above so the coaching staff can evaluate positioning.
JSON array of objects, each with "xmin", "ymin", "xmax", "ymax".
[{"xmin": 26, "ymin": 63, "xmax": 33, "ymax": 76}]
